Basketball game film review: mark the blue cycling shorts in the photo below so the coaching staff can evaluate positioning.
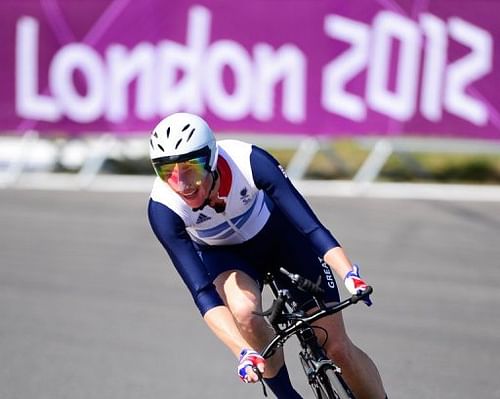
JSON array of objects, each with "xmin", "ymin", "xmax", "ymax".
[{"xmin": 196, "ymin": 206, "xmax": 340, "ymax": 311}]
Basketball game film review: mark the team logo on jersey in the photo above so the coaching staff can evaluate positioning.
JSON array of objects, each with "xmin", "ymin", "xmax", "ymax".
[
  {"xmin": 240, "ymin": 187, "xmax": 251, "ymax": 205},
  {"xmin": 196, "ymin": 213, "xmax": 211, "ymax": 224},
  {"xmin": 318, "ymin": 257, "xmax": 336, "ymax": 289}
]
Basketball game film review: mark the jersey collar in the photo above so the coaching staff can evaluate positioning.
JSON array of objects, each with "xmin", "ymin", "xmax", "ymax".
[{"xmin": 217, "ymin": 155, "xmax": 232, "ymax": 197}]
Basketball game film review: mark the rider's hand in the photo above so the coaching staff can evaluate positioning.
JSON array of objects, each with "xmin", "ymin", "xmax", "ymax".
[
  {"xmin": 344, "ymin": 264, "xmax": 373, "ymax": 306},
  {"xmin": 238, "ymin": 348, "xmax": 265, "ymax": 383}
]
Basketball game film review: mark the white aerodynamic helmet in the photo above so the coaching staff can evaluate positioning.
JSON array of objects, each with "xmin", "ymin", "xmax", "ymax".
[{"xmin": 149, "ymin": 113, "xmax": 218, "ymax": 175}]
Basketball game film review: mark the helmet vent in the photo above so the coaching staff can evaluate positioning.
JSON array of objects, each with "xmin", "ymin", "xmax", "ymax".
[
  {"xmin": 149, "ymin": 138, "xmax": 154, "ymax": 149},
  {"xmin": 153, "ymin": 131, "xmax": 158, "ymax": 138},
  {"xmin": 175, "ymin": 138, "xmax": 183, "ymax": 149},
  {"xmin": 187, "ymin": 128, "xmax": 195, "ymax": 141},
  {"xmin": 166, "ymin": 127, "xmax": 170, "ymax": 138},
  {"xmin": 182, "ymin": 123, "xmax": 191, "ymax": 131},
  {"xmin": 157, "ymin": 144, "xmax": 165, "ymax": 152}
]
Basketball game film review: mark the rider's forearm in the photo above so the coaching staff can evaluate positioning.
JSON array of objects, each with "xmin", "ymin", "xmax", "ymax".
[
  {"xmin": 324, "ymin": 246, "xmax": 354, "ymax": 278},
  {"xmin": 203, "ymin": 305, "xmax": 251, "ymax": 358}
]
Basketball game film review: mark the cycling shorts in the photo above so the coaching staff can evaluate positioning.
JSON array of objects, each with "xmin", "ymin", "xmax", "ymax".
[{"xmin": 195, "ymin": 205, "xmax": 340, "ymax": 311}]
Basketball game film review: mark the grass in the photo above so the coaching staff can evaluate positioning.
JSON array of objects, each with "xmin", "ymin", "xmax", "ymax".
[
  {"xmin": 99, "ymin": 138, "xmax": 500, "ymax": 184},
  {"xmin": 269, "ymin": 139, "xmax": 500, "ymax": 184}
]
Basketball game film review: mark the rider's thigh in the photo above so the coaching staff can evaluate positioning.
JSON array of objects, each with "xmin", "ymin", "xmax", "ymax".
[
  {"xmin": 214, "ymin": 269, "xmax": 285, "ymax": 376},
  {"xmin": 213, "ymin": 270, "xmax": 264, "ymax": 322}
]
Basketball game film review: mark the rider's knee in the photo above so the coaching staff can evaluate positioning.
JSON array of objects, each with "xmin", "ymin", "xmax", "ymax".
[{"xmin": 229, "ymin": 295, "xmax": 262, "ymax": 330}]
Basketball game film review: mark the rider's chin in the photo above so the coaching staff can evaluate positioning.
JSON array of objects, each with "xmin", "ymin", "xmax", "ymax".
[{"xmin": 182, "ymin": 190, "xmax": 203, "ymax": 206}]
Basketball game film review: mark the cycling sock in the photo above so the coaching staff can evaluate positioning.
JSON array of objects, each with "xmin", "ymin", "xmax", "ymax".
[{"xmin": 263, "ymin": 364, "xmax": 303, "ymax": 399}]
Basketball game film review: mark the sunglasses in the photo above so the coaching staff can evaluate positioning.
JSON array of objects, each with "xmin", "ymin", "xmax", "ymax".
[{"xmin": 153, "ymin": 155, "xmax": 210, "ymax": 183}]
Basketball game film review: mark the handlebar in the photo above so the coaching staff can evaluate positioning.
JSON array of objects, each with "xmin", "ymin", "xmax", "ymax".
[
  {"xmin": 351, "ymin": 285, "xmax": 373, "ymax": 303},
  {"xmin": 256, "ymin": 268, "xmax": 373, "ymax": 360}
]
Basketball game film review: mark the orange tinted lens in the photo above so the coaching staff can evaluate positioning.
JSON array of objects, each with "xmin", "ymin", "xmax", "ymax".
[
  {"xmin": 155, "ymin": 156, "xmax": 208, "ymax": 180},
  {"xmin": 167, "ymin": 157, "xmax": 209, "ymax": 190},
  {"xmin": 155, "ymin": 163, "xmax": 176, "ymax": 181}
]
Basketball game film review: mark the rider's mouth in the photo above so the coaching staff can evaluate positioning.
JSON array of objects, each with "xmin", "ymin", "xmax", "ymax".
[{"xmin": 181, "ymin": 189, "xmax": 198, "ymax": 199}]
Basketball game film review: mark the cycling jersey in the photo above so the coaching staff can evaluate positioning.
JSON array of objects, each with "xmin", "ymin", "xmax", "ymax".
[{"xmin": 148, "ymin": 140, "xmax": 340, "ymax": 315}]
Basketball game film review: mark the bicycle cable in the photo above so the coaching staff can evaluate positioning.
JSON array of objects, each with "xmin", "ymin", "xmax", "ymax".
[
  {"xmin": 311, "ymin": 325, "xmax": 329, "ymax": 349},
  {"xmin": 253, "ymin": 368, "xmax": 268, "ymax": 397}
]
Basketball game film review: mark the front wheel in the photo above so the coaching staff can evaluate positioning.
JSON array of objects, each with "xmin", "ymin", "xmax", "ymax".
[{"xmin": 315, "ymin": 366, "xmax": 355, "ymax": 399}]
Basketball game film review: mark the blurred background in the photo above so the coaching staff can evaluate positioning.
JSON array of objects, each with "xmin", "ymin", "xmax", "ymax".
[
  {"xmin": 1, "ymin": 1, "xmax": 500, "ymax": 398},
  {"xmin": 1, "ymin": 0, "xmax": 499, "ymax": 188}
]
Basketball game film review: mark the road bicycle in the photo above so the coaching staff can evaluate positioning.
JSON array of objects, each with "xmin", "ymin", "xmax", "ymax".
[{"xmin": 254, "ymin": 267, "xmax": 373, "ymax": 399}]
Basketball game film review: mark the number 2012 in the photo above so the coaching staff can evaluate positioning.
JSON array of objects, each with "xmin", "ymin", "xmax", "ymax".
[{"xmin": 322, "ymin": 11, "xmax": 493, "ymax": 126}]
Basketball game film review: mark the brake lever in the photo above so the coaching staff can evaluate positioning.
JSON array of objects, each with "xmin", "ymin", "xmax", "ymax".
[
  {"xmin": 252, "ymin": 308, "xmax": 272, "ymax": 317},
  {"xmin": 252, "ymin": 296, "xmax": 284, "ymax": 317}
]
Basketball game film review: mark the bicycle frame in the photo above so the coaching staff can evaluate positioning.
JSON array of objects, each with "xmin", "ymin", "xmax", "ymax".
[
  {"xmin": 260, "ymin": 272, "xmax": 372, "ymax": 360},
  {"xmin": 256, "ymin": 268, "xmax": 372, "ymax": 399}
]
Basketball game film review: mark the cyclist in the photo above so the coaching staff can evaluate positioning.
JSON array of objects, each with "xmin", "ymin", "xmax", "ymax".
[{"xmin": 148, "ymin": 112, "xmax": 387, "ymax": 399}]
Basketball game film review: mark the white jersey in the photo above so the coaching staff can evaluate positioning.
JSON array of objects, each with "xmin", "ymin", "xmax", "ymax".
[{"xmin": 150, "ymin": 140, "xmax": 271, "ymax": 246}]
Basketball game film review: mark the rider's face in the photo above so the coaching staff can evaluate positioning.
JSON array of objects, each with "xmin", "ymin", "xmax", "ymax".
[{"xmin": 166, "ymin": 162, "xmax": 213, "ymax": 208}]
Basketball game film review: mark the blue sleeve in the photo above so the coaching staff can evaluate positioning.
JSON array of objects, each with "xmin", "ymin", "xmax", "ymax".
[
  {"xmin": 250, "ymin": 145, "xmax": 340, "ymax": 256},
  {"xmin": 148, "ymin": 199, "xmax": 224, "ymax": 316}
]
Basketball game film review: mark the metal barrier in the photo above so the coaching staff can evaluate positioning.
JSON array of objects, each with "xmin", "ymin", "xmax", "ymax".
[
  {"xmin": 1, "ymin": 132, "xmax": 499, "ymax": 189},
  {"xmin": 354, "ymin": 137, "xmax": 500, "ymax": 183}
]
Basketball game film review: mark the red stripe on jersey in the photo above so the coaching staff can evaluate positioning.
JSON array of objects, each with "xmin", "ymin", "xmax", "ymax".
[{"xmin": 217, "ymin": 155, "xmax": 232, "ymax": 197}]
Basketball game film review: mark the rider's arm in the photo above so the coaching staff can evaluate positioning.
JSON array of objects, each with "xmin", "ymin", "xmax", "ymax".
[
  {"xmin": 250, "ymin": 146, "xmax": 355, "ymax": 278},
  {"xmin": 148, "ymin": 199, "xmax": 224, "ymax": 315},
  {"xmin": 250, "ymin": 146, "xmax": 339, "ymax": 254},
  {"xmin": 323, "ymin": 246, "xmax": 356, "ymax": 281},
  {"xmin": 203, "ymin": 306, "xmax": 252, "ymax": 357},
  {"xmin": 149, "ymin": 200, "xmax": 262, "ymax": 369}
]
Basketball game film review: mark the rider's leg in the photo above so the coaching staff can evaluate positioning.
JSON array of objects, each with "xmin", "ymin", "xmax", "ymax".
[
  {"xmin": 214, "ymin": 270, "xmax": 302, "ymax": 398},
  {"xmin": 313, "ymin": 310, "xmax": 386, "ymax": 399}
]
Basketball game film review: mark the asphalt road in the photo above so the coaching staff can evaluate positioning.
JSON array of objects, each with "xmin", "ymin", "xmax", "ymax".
[{"xmin": 1, "ymin": 189, "xmax": 499, "ymax": 399}]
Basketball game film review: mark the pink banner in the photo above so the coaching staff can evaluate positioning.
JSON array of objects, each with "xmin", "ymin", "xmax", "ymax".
[{"xmin": 1, "ymin": 0, "xmax": 499, "ymax": 139}]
